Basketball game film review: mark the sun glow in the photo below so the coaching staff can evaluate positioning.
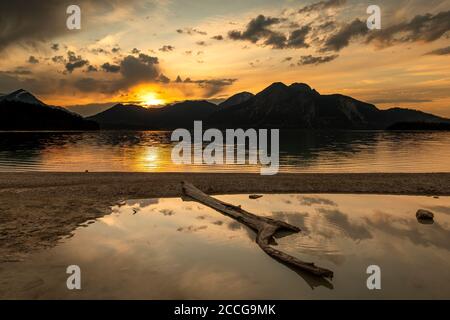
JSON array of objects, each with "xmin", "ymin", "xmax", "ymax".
[{"xmin": 141, "ymin": 92, "xmax": 165, "ymax": 107}]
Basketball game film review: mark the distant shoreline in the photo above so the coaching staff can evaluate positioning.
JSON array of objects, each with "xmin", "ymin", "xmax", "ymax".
[
  {"xmin": 1, "ymin": 172, "xmax": 450, "ymax": 262},
  {"xmin": 2, "ymin": 128, "xmax": 450, "ymax": 132}
]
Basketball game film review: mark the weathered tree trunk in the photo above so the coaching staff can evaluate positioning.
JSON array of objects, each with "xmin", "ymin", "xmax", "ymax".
[{"xmin": 181, "ymin": 181, "xmax": 334, "ymax": 279}]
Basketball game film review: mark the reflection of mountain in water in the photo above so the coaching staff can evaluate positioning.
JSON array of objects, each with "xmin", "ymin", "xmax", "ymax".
[
  {"xmin": 278, "ymin": 130, "xmax": 450, "ymax": 170},
  {"xmin": 1, "ymin": 130, "xmax": 450, "ymax": 172}
]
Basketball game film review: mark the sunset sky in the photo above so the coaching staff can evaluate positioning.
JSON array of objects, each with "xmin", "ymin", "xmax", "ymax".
[{"xmin": 0, "ymin": 0, "xmax": 449, "ymax": 116}]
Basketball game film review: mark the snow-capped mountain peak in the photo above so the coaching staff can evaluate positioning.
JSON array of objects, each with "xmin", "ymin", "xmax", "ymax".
[{"xmin": 0, "ymin": 89, "xmax": 46, "ymax": 106}]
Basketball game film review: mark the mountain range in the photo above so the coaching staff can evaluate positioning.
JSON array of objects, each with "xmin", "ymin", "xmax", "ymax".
[
  {"xmin": 0, "ymin": 89, "xmax": 99, "ymax": 130},
  {"xmin": 89, "ymin": 82, "xmax": 449, "ymax": 130},
  {"xmin": 1, "ymin": 83, "xmax": 449, "ymax": 131}
]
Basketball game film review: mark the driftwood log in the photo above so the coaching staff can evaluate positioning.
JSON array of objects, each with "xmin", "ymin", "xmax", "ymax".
[{"xmin": 181, "ymin": 181, "xmax": 334, "ymax": 279}]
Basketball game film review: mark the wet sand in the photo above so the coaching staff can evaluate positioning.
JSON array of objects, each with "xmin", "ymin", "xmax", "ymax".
[{"xmin": 1, "ymin": 172, "xmax": 449, "ymax": 262}]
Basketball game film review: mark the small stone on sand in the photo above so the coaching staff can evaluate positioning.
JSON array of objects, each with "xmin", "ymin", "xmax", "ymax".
[
  {"xmin": 249, "ymin": 194, "xmax": 263, "ymax": 199},
  {"xmin": 416, "ymin": 209, "xmax": 434, "ymax": 221}
]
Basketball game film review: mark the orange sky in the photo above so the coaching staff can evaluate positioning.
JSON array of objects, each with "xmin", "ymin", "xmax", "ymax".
[{"xmin": 0, "ymin": 0, "xmax": 449, "ymax": 116}]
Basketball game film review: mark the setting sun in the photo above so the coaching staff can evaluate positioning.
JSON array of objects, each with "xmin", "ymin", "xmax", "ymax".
[{"xmin": 141, "ymin": 92, "xmax": 165, "ymax": 107}]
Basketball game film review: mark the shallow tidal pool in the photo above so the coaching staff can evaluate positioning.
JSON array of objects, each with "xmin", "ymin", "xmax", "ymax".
[{"xmin": 1, "ymin": 194, "xmax": 450, "ymax": 299}]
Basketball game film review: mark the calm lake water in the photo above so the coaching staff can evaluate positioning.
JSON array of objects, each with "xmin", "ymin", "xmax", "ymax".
[
  {"xmin": 1, "ymin": 130, "xmax": 450, "ymax": 172},
  {"xmin": 1, "ymin": 194, "xmax": 449, "ymax": 299}
]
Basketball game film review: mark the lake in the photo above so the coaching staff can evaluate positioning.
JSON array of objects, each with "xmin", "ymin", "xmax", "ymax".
[
  {"xmin": 1, "ymin": 194, "xmax": 449, "ymax": 299},
  {"xmin": 1, "ymin": 130, "xmax": 450, "ymax": 172}
]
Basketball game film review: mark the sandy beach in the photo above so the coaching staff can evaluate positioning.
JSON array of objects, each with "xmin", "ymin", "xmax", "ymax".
[{"xmin": 1, "ymin": 172, "xmax": 449, "ymax": 262}]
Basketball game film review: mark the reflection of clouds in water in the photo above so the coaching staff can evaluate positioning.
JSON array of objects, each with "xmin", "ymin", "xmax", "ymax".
[
  {"xmin": 364, "ymin": 211, "xmax": 450, "ymax": 251},
  {"xmin": 272, "ymin": 210, "xmax": 346, "ymax": 265},
  {"xmin": 427, "ymin": 206, "xmax": 450, "ymax": 216},
  {"xmin": 271, "ymin": 211, "xmax": 310, "ymax": 233},
  {"xmin": 228, "ymin": 221, "xmax": 241, "ymax": 230},
  {"xmin": 317, "ymin": 208, "xmax": 372, "ymax": 241},
  {"xmin": 226, "ymin": 221, "xmax": 255, "ymax": 241},
  {"xmin": 126, "ymin": 198, "xmax": 159, "ymax": 208},
  {"xmin": 178, "ymin": 268, "xmax": 258, "ymax": 299},
  {"xmin": 10, "ymin": 194, "xmax": 450, "ymax": 299},
  {"xmin": 299, "ymin": 196, "xmax": 337, "ymax": 207},
  {"xmin": 177, "ymin": 225, "xmax": 208, "ymax": 233},
  {"xmin": 159, "ymin": 209, "xmax": 175, "ymax": 216}
]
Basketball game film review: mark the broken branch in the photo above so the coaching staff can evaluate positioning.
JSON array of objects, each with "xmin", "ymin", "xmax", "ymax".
[{"xmin": 181, "ymin": 181, "xmax": 333, "ymax": 279}]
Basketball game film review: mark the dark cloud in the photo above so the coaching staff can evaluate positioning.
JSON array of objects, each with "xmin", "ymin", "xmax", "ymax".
[
  {"xmin": 159, "ymin": 45, "xmax": 175, "ymax": 52},
  {"xmin": 0, "ymin": 71, "xmax": 54, "ymax": 94},
  {"xmin": 211, "ymin": 35, "xmax": 224, "ymax": 40},
  {"xmin": 111, "ymin": 47, "xmax": 121, "ymax": 53},
  {"xmin": 51, "ymin": 55, "xmax": 64, "ymax": 63},
  {"xmin": 425, "ymin": 46, "xmax": 450, "ymax": 55},
  {"xmin": 264, "ymin": 32, "xmax": 288, "ymax": 49},
  {"xmin": 101, "ymin": 62, "xmax": 120, "ymax": 73},
  {"xmin": 323, "ymin": 18, "xmax": 367, "ymax": 52},
  {"xmin": 28, "ymin": 56, "xmax": 39, "ymax": 64},
  {"xmin": 316, "ymin": 21, "xmax": 337, "ymax": 33},
  {"xmin": 117, "ymin": 54, "xmax": 160, "ymax": 86},
  {"xmin": 196, "ymin": 41, "xmax": 207, "ymax": 46},
  {"xmin": 86, "ymin": 65, "xmax": 98, "ymax": 72},
  {"xmin": 298, "ymin": 0, "xmax": 347, "ymax": 14},
  {"xmin": 67, "ymin": 51, "xmax": 83, "ymax": 62},
  {"xmin": 158, "ymin": 74, "xmax": 170, "ymax": 83},
  {"xmin": 228, "ymin": 14, "xmax": 311, "ymax": 49},
  {"xmin": 228, "ymin": 15, "xmax": 282, "ymax": 43},
  {"xmin": 176, "ymin": 28, "xmax": 207, "ymax": 36},
  {"xmin": 367, "ymin": 11, "xmax": 450, "ymax": 47},
  {"xmin": 51, "ymin": 43, "xmax": 59, "ymax": 51},
  {"xmin": 66, "ymin": 60, "xmax": 88, "ymax": 73},
  {"xmin": 287, "ymin": 26, "xmax": 311, "ymax": 48},
  {"xmin": 74, "ymin": 78, "xmax": 99, "ymax": 92},
  {"xmin": 65, "ymin": 51, "xmax": 88, "ymax": 73},
  {"xmin": 298, "ymin": 54, "xmax": 338, "ymax": 65},
  {"xmin": 73, "ymin": 53, "xmax": 161, "ymax": 93},
  {"xmin": 91, "ymin": 48, "xmax": 109, "ymax": 55},
  {"xmin": 0, "ymin": 0, "xmax": 143, "ymax": 53},
  {"xmin": 183, "ymin": 78, "xmax": 237, "ymax": 97},
  {"xmin": 131, "ymin": 48, "xmax": 140, "ymax": 54},
  {"xmin": 0, "ymin": 1, "xmax": 67, "ymax": 53},
  {"xmin": 138, "ymin": 53, "xmax": 158, "ymax": 64}
]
